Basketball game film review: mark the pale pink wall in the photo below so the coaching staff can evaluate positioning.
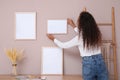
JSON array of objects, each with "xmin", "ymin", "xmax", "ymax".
[{"xmin": 0, "ymin": 0, "xmax": 120, "ymax": 79}]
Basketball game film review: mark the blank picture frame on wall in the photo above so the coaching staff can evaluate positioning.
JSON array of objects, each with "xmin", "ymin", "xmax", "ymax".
[
  {"xmin": 47, "ymin": 20, "xmax": 67, "ymax": 34},
  {"xmin": 41, "ymin": 47, "xmax": 63, "ymax": 75},
  {"xmin": 15, "ymin": 12, "xmax": 36, "ymax": 40}
]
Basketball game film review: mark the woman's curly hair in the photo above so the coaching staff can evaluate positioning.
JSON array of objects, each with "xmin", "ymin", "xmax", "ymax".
[{"xmin": 78, "ymin": 11, "xmax": 102, "ymax": 50}]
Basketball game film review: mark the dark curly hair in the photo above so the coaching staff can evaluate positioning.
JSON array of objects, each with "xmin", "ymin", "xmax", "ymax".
[{"xmin": 77, "ymin": 11, "xmax": 102, "ymax": 50}]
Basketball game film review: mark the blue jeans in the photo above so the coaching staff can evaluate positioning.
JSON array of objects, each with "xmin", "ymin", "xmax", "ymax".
[{"xmin": 82, "ymin": 54, "xmax": 108, "ymax": 80}]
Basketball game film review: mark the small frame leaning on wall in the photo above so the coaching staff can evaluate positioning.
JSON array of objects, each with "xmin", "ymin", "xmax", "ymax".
[
  {"xmin": 15, "ymin": 12, "xmax": 36, "ymax": 40},
  {"xmin": 41, "ymin": 47, "xmax": 63, "ymax": 75}
]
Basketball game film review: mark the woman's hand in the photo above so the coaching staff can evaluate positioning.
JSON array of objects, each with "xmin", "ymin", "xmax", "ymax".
[
  {"xmin": 47, "ymin": 34, "xmax": 55, "ymax": 41},
  {"xmin": 67, "ymin": 18, "xmax": 76, "ymax": 28}
]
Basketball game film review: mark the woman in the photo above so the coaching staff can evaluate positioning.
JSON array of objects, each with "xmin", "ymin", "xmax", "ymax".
[{"xmin": 47, "ymin": 11, "xmax": 108, "ymax": 80}]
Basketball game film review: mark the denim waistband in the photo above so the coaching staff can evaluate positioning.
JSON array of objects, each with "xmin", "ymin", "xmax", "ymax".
[{"xmin": 82, "ymin": 53, "xmax": 102, "ymax": 60}]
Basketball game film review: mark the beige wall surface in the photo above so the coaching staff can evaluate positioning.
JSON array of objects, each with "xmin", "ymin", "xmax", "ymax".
[{"xmin": 0, "ymin": 0, "xmax": 120, "ymax": 79}]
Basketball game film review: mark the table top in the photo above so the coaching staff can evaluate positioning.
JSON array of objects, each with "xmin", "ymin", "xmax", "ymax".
[{"xmin": 0, "ymin": 75, "xmax": 83, "ymax": 80}]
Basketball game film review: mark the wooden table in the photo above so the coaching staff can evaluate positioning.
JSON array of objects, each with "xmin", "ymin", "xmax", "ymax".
[{"xmin": 0, "ymin": 75, "xmax": 83, "ymax": 80}]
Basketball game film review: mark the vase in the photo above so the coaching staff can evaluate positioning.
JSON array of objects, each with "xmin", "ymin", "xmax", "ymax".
[{"xmin": 12, "ymin": 64, "xmax": 17, "ymax": 75}]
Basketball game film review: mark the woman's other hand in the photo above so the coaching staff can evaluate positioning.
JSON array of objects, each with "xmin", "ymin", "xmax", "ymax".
[
  {"xmin": 67, "ymin": 18, "xmax": 76, "ymax": 28},
  {"xmin": 47, "ymin": 34, "xmax": 55, "ymax": 41}
]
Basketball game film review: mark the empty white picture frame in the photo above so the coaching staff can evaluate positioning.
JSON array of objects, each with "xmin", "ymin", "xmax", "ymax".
[
  {"xmin": 15, "ymin": 12, "xmax": 36, "ymax": 40},
  {"xmin": 41, "ymin": 47, "xmax": 63, "ymax": 75},
  {"xmin": 47, "ymin": 20, "xmax": 67, "ymax": 34}
]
